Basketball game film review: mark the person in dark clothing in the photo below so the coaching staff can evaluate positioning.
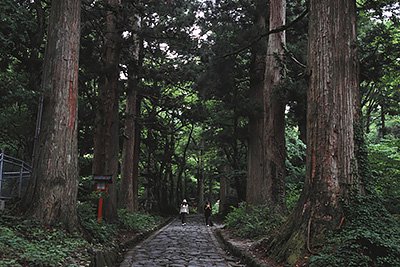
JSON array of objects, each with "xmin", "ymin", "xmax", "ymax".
[{"xmin": 204, "ymin": 201, "xmax": 212, "ymax": 226}]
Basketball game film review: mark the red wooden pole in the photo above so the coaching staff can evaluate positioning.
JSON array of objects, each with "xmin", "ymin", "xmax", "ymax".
[{"xmin": 97, "ymin": 197, "xmax": 103, "ymax": 223}]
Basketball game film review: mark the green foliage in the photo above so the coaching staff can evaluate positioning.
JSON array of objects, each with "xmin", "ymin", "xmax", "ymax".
[
  {"xmin": 310, "ymin": 195, "xmax": 400, "ymax": 267},
  {"xmin": 0, "ymin": 0, "xmax": 45, "ymax": 159},
  {"xmin": 0, "ymin": 216, "xmax": 88, "ymax": 267},
  {"xmin": 0, "ymin": 203, "xmax": 165, "ymax": 266},
  {"xmin": 224, "ymin": 203, "xmax": 286, "ymax": 239},
  {"xmin": 212, "ymin": 200, "xmax": 220, "ymax": 213},
  {"xmin": 118, "ymin": 209, "xmax": 162, "ymax": 232},
  {"xmin": 368, "ymin": 137, "xmax": 400, "ymax": 213},
  {"xmin": 285, "ymin": 127, "xmax": 306, "ymax": 181},
  {"xmin": 285, "ymin": 183, "xmax": 302, "ymax": 211},
  {"xmin": 285, "ymin": 126, "xmax": 306, "ymax": 211},
  {"xmin": 77, "ymin": 202, "xmax": 117, "ymax": 243}
]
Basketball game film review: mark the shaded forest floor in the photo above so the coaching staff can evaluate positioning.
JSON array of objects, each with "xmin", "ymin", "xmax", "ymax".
[
  {"xmin": 216, "ymin": 196, "xmax": 400, "ymax": 267},
  {"xmin": 217, "ymin": 227, "xmax": 284, "ymax": 267},
  {"xmin": 1, "ymin": 203, "xmax": 399, "ymax": 266},
  {"xmin": 0, "ymin": 212, "xmax": 280, "ymax": 267},
  {"xmin": 209, "ymin": 214, "xmax": 287, "ymax": 267},
  {"xmin": 0, "ymin": 209, "xmax": 171, "ymax": 267}
]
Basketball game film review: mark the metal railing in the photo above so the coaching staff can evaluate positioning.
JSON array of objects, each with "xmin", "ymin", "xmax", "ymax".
[{"xmin": 0, "ymin": 152, "xmax": 32, "ymax": 199}]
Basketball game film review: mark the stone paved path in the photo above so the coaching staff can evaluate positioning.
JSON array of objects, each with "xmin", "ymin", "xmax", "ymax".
[{"xmin": 120, "ymin": 214, "xmax": 245, "ymax": 267}]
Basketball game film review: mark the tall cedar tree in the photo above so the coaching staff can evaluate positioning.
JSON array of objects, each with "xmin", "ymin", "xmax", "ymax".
[
  {"xmin": 92, "ymin": 0, "xmax": 122, "ymax": 222},
  {"xmin": 265, "ymin": 0, "xmax": 360, "ymax": 263},
  {"xmin": 22, "ymin": 0, "xmax": 81, "ymax": 230},
  {"xmin": 120, "ymin": 12, "xmax": 141, "ymax": 212},
  {"xmin": 246, "ymin": 0, "xmax": 267, "ymax": 205},
  {"xmin": 263, "ymin": 0, "xmax": 286, "ymax": 208}
]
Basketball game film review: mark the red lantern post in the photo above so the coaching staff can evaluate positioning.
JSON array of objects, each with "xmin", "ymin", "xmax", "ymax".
[{"xmin": 93, "ymin": 175, "xmax": 113, "ymax": 223}]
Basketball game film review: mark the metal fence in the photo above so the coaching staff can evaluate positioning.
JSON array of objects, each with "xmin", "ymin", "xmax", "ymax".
[{"xmin": 0, "ymin": 152, "xmax": 31, "ymax": 199}]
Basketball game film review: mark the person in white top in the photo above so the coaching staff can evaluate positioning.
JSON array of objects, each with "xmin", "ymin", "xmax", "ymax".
[{"xmin": 179, "ymin": 199, "xmax": 189, "ymax": 225}]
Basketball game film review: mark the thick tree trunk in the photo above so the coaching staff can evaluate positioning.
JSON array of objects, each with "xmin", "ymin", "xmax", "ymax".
[
  {"xmin": 120, "ymin": 77, "xmax": 138, "ymax": 212},
  {"xmin": 120, "ymin": 13, "xmax": 141, "ymax": 212},
  {"xmin": 219, "ymin": 170, "xmax": 228, "ymax": 214},
  {"xmin": 246, "ymin": 0, "xmax": 267, "ymax": 205},
  {"xmin": 263, "ymin": 0, "xmax": 286, "ymax": 209},
  {"xmin": 92, "ymin": 0, "xmax": 121, "ymax": 222},
  {"xmin": 23, "ymin": 0, "xmax": 81, "ymax": 230},
  {"xmin": 265, "ymin": 0, "xmax": 361, "ymax": 264}
]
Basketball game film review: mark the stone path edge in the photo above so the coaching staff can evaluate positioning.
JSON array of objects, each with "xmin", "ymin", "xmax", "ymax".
[
  {"xmin": 120, "ymin": 217, "xmax": 174, "ymax": 250},
  {"xmin": 89, "ymin": 216, "xmax": 174, "ymax": 267},
  {"xmin": 215, "ymin": 228, "xmax": 270, "ymax": 267}
]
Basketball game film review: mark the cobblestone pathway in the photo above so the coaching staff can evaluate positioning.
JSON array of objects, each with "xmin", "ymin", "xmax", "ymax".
[{"xmin": 120, "ymin": 214, "xmax": 245, "ymax": 267}]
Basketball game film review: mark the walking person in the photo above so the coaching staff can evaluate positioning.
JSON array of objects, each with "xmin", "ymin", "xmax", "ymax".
[
  {"xmin": 180, "ymin": 199, "xmax": 189, "ymax": 225},
  {"xmin": 204, "ymin": 201, "xmax": 212, "ymax": 226}
]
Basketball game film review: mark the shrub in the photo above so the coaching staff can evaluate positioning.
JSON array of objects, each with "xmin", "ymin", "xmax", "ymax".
[
  {"xmin": 310, "ymin": 195, "xmax": 400, "ymax": 267},
  {"xmin": 368, "ymin": 138, "xmax": 400, "ymax": 213},
  {"xmin": 224, "ymin": 203, "xmax": 286, "ymax": 239},
  {"xmin": 285, "ymin": 182, "xmax": 302, "ymax": 211},
  {"xmin": 285, "ymin": 126, "xmax": 306, "ymax": 183},
  {"xmin": 77, "ymin": 202, "xmax": 117, "ymax": 243},
  {"xmin": 118, "ymin": 209, "xmax": 161, "ymax": 232},
  {"xmin": 0, "ymin": 216, "xmax": 88, "ymax": 267},
  {"xmin": 285, "ymin": 126, "xmax": 305, "ymax": 212}
]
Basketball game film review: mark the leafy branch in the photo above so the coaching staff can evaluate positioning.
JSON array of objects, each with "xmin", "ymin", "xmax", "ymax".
[{"xmin": 222, "ymin": 8, "xmax": 308, "ymax": 58}]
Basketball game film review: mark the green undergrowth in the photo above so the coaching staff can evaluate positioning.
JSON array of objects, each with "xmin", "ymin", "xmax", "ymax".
[
  {"xmin": 118, "ymin": 209, "xmax": 162, "ymax": 232},
  {"xmin": 0, "ymin": 203, "xmax": 165, "ymax": 266},
  {"xmin": 310, "ymin": 195, "xmax": 400, "ymax": 267},
  {"xmin": 77, "ymin": 202, "xmax": 162, "ymax": 242},
  {"xmin": 224, "ymin": 203, "xmax": 286, "ymax": 240},
  {"xmin": 0, "ymin": 215, "xmax": 89, "ymax": 267},
  {"xmin": 77, "ymin": 202, "xmax": 118, "ymax": 243}
]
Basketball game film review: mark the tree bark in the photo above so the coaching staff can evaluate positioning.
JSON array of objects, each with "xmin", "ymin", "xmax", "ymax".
[
  {"xmin": 246, "ymin": 0, "xmax": 267, "ymax": 205},
  {"xmin": 197, "ymin": 139, "xmax": 205, "ymax": 213},
  {"xmin": 263, "ymin": 0, "xmax": 286, "ymax": 209},
  {"xmin": 176, "ymin": 124, "xmax": 194, "ymax": 204},
  {"xmin": 23, "ymin": 0, "xmax": 81, "ymax": 230},
  {"xmin": 231, "ymin": 116, "xmax": 246, "ymax": 202},
  {"xmin": 265, "ymin": 0, "xmax": 361, "ymax": 264},
  {"xmin": 131, "ymin": 98, "xmax": 141, "ymax": 208},
  {"xmin": 167, "ymin": 135, "xmax": 175, "ymax": 208},
  {"xmin": 120, "ymin": 13, "xmax": 141, "ymax": 212},
  {"xmin": 219, "ymin": 169, "xmax": 228, "ymax": 214},
  {"xmin": 92, "ymin": 0, "xmax": 122, "ymax": 222}
]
